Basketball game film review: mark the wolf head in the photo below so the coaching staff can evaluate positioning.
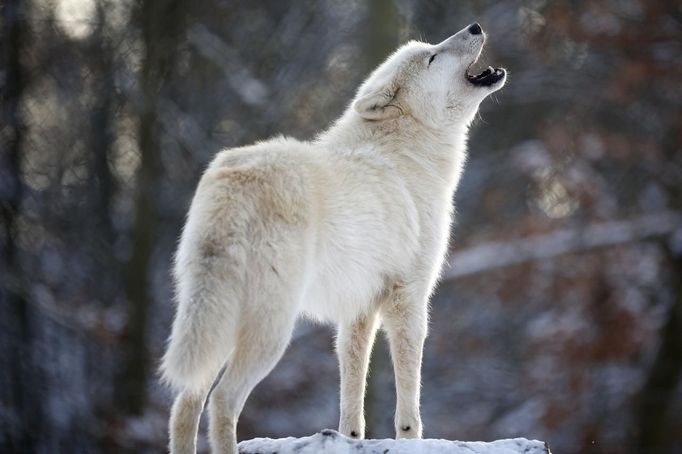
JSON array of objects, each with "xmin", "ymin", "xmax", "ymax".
[{"xmin": 353, "ymin": 23, "xmax": 506, "ymax": 128}]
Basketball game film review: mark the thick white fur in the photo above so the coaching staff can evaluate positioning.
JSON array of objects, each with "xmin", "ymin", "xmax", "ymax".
[{"xmin": 162, "ymin": 24, "xmax": 506, "ymax": 454}]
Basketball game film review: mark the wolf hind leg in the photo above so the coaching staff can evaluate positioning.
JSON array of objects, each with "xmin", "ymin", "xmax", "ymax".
[
  {"xmin": 208, "ymin": 269, "xmax": 302, "ymax": 454},
  {"xmin": 169, "ymin": 388, "xmax": 209, "ymax": 454},
  {"xmin": 208, "ymin": 312, "xmax": 297, "ymax": 454}
]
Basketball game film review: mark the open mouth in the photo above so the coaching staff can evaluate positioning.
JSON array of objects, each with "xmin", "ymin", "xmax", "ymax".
[{"xmin": 466, "ymin": 66, "xmax": 506, "ymax": 87}]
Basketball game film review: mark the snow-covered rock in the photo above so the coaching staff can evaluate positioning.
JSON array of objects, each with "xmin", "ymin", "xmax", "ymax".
[{"xmin": 238, "ymin": 429, "xmax": 550, "ymax": 454}]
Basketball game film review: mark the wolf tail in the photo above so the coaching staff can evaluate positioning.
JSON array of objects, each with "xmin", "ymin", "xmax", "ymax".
[{"xmin": 160, "ymin": 259, "xmax": 239, "ymax": 394}]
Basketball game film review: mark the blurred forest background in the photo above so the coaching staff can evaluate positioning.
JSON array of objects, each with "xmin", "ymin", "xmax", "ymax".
[{"xmin": 1, "ymin": 0, "xmax": 681, "ymax": 453}]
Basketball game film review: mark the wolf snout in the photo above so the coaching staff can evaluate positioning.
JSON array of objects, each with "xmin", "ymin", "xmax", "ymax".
[
  {"xmin": 438, "ymin": 23, "xmax": 485, "ymax": 53},
  {"xmin": 468, "ymin": 22, "xmax": 482, "ymax": 35}
]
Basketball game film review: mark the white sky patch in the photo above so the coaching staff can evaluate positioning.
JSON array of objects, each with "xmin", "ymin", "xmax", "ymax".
[{"xmin": 56, "ymin": 0, "xmax": 97, "ymax": 40}]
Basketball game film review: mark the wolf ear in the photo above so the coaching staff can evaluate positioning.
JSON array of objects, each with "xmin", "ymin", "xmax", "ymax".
[{"xmin": 353, "ymin": 85, "xmax": 403, "ymax": 121}]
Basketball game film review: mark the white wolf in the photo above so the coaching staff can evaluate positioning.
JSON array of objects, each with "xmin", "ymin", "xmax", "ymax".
[{"xmin": 162, "ymin": 22, "xmax": 506, "ymax": 454}]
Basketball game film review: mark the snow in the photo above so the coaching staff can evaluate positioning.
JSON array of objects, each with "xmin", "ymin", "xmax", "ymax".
[{"xmin": 238, "ymin": 429, "xmax": 550, "ymax": 454}]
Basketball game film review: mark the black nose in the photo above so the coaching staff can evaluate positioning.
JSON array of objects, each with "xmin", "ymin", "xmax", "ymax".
[{"xmin": 468, "ymin": 22, "xmax": 482, "ymax": 35}]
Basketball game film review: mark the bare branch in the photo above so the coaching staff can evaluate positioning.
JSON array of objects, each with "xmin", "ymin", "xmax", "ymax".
[{"xmin": 444, "ymin": 211, "xmax": 682, "ymax": 280}]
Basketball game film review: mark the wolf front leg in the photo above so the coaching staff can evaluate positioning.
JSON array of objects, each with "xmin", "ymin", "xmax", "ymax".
[
  {"xmin": 381, "ymin": 284, "xmax": 428, "ymax": 439},
  {"xmin": 336, "ymin": 309, "xmax": 380, "ymax": 439}
]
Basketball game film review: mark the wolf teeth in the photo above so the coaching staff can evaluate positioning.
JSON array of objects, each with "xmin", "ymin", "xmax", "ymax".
[{"xmin": 466, "ymin": 67, "xmax": 505, "ymax": 86}]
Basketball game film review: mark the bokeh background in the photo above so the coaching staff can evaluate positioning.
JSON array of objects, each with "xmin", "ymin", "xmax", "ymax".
[{"xmin": 2, "ymin": 0, "xmax": 681, "ymax": 453}]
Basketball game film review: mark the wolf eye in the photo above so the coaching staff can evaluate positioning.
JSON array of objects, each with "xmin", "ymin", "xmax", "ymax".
[{"xmin": 428, "ymin": 54, "xmax": 437, "ymax": 65}]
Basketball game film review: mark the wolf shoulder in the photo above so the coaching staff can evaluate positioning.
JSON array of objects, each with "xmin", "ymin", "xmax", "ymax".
[{"xmin": 198, "ymin": 136, "xmax": 419, "ymax": 224}]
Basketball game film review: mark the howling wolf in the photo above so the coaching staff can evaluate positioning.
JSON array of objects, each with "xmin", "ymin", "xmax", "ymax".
[{"xmin": 162, "ymin": 22, "xmax": 506, "ymax": 454}]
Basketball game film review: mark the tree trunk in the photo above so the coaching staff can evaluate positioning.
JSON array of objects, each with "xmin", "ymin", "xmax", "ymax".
[
  {"xmin": 116, "ymin": 0, "xmax": 187, "ymax": 415},
  {"xmin": 362, "ymin": 0, "xmax": 401, "ymax": 74},
  {"xmin": 88, "ymin": 4, "xmax": 118, "ymax": 309},
  {"xmin": 90, "ymin": 6, "xmax": 116, "ymax": 252},
  {"xmin": 0, "ymin": 0, "xmax": 43, "ymax": 450},
  {"xmin": 635, "ymin": 244, "xmax": 682, "ymax": 450}
]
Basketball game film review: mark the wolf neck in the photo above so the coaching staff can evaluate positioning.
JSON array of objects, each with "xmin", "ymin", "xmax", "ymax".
[{"xmin": 318, "ymin": 111, "xmax": 470, "ymax": 191}]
